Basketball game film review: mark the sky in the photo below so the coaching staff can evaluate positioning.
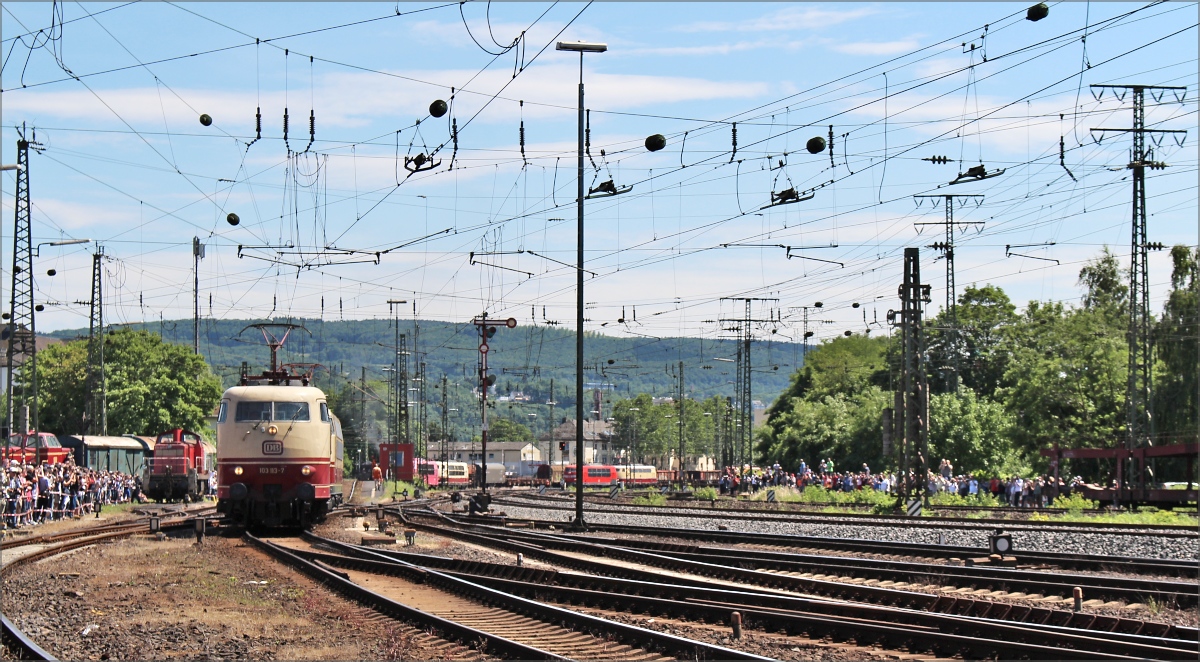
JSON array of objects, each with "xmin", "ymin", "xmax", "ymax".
[{"xmin": 1, "ymin": 2, "xmax": 1196, "ymax": 353}]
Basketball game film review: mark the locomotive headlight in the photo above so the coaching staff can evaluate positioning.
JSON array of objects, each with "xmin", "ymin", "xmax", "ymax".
[
  {"xmin": 300, "ymin": 465, "xmax": 314, "ymax": 476},
  {"xmin": 233, "ymin": 466, "xmax": 244, "ymax": 476},
  {"xmin": 267, "ymin": 424, "xmax": 279, "ymax": 435}
]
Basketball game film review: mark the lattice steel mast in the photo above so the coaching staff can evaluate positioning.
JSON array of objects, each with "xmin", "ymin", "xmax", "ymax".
[
  {"xmin": 85, "ymin": 248, "xmax": 107, "ymax": 435},
  {"xmin": 5, "ymin": 129, "xmax": 39, "ymax": 436},
  {"xmin": 1090, "ymin": 84, "xmax": 1187, "ymax": 488},
  {"xmin": 720, "ymin": 297, "xmax": 777, "ymax": 473},
  {"xmin": 914, "ymin": 194, "xmax": 984, "ymax": 392},
  {"xmin": 890, "ymin": 248, "xmax": 931, "ymax": 501}
]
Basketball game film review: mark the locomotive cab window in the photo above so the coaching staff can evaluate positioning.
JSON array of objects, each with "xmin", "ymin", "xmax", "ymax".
[
  {"xmin": 234, "ymin": 401, "xmax": 311, "ymax": 422},
  {"xmin": 235, "ymin": 401, "xmax": 272, "ymax": 422},
  {"xmin": 217, "ymin": 401, "xmax": 228, "ymax": 423},
  {"xmin": 275, "ymin": 402, "xmax": 310, "ymax": 422},
  {"xmin": 320, "ymin": 403, "xmax": 331, "ymax": 423}
]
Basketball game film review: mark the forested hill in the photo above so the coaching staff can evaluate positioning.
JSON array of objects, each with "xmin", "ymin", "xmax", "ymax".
[{"xmin": 49, "ymin": 318, "xmax": 804, "ymax": 408}]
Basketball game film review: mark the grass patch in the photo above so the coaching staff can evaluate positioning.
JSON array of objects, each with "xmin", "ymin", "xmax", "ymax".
[
  {"xmin": 96, "ymin": 500, "xmax": 145, "ymax": 515},
  {"xmin": 1045, "ymin": 509, "xmax": 1198, "ymax": 526},
  {"xmin": 694, "ymin": 486, "xmax": 718, "ymax": 501},
  {"xmin": 927, "ymin": 491, "xmax": 1003, "ymax": 508},
  {"xmin": 743, "ymin": 485, "xmax": 897, "ymax": 508},
  {"xmin": 631, "ymin": 491, "xmax": 667, "ymax": 506},
  {"xmin": 1051, "ymin": 492, "xmax": 1097, "ymax": 513}
]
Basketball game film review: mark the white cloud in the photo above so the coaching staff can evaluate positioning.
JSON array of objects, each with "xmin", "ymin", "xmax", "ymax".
[
  {"xmin": 5, "ymin": 63, "xmax": 769, "ymax": 134},
  {"xmin": 833, "ymin": 39, "xmax": 922, "ymax": 56},
  {"xmin": 623, "ymin": 38, "xmax": 808, "ymax": 57},
  {"xmin": 675, "ymin": 6, "xmax": 877, "ymax": 33}
]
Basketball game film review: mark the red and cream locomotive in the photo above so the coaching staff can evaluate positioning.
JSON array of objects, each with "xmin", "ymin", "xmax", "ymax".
[{"xmin": 216, "ymin": 324, "xmax": 344, "ymax": 527}]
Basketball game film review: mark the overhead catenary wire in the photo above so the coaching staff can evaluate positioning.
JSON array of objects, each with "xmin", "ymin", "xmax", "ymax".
[{"xmin": 5, "ymin": 1, "xmax": 1193, "ymax": 342}]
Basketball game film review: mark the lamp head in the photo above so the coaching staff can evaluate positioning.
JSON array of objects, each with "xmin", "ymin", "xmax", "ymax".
[{"xmin": 556, "ymin": 41, "xmax": 607, "ymax": 53}]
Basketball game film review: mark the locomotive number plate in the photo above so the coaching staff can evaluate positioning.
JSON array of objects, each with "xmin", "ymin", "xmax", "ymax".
[
  {"xmin": 262, "ymin": 440, "xmax": 283, "ymax": 455},
  {"xmin": 258, "ymin": 466, "xmax": 284, "ymax": 475}
]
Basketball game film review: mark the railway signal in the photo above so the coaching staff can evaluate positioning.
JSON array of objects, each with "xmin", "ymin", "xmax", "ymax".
[{"xmin": 472, "ymin": 314, "xmax": 517, "ymax": 493}]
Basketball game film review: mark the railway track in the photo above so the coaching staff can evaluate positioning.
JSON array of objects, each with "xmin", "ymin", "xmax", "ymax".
[
  {"xmin": 545, "ymin": 516, "xmax": 1199, "ymax": 579},
  {"xmin": 2, "ymin": 506, "xmax": 215, "ymax": 551},
  {"xmin": 249, "ymin": 532, "xmax": 767, "ymax": 661},
  {"xmin": 533, "ymin": 529, "xmax": 1198, "ymax": 608},
  {"xmin": 498, "ymin": 491, "xmax": 1199, "ymax": 537},
  {"xmin": 397, "ymin": 507, "xmax": 1198, "ymax": 643},
  {"xmin": 1, "ymin": 509, "xmax": 215, "ymax": 661},
  {"xmin": 604, "ymin": 491, "xmax": 1193, "ymax": 519},
  {"xmin": 491, "ymin": 493, "xmax": 1198, "ymax": 576},
  {"xmin": 309, "ymin": 525, "xmax": 1196, "ymax": 661}
]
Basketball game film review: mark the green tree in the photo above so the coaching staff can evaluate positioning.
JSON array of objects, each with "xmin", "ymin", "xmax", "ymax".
[
  {"xmin": 999, "ymin": 301, "xmax": 1126, "ymax": 457},
  {"xmin": 758, "ymin": 387, "xmax": 889, "ymax": 472},
  {"xmin": 486, "ymin": 417, "xmax": 534, "ymax": 443},
  {"xmin": 929, "ymin": 388, "xmax": 1019, "ymax": 476},
  {"xmin": 37, "ymin": 329, "xmax": 222, "ymax": 437},
  {"xmin": 757, "ymin": 335, "xmax": 892, "ymax": 471},
  {"xmin": 33, "ymin": 341, "xmax": 89, "ymax": 433},
  {"xmin": 927, "ymin": 284, "xmax": 1018, "ymax": 398},
  {"xmin": 1078, "ymin": 246, "xmax": 1128, "ymax": 316},
  {"xmin": 1154, "ymin": 245, "xmax": 1199, "ymax": 443}
]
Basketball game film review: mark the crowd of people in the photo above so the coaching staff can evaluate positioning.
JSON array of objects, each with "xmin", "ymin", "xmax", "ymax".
[
  {"xmin": 717, "ymin": 457, "xmax": 1086, "ymax": 508},
  {"xmin": 3, "ymin": 459, "xmax": 144, "ymax": 529}
]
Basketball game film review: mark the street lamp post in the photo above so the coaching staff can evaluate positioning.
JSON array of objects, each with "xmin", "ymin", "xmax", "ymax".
[{"xmin": 557, "ymin": 38, "xmax": 607, "ymax": 530}]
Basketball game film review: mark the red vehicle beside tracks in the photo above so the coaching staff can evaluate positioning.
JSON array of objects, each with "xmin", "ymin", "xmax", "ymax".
[
  {"xmin": 2, "ymin": 432, "xmax": 70, "ymax": 466},
  {"xmin": 563, "ymin": 464, "xmax": 619, "ymax": 487},
  {"xmin": 144, "ymin": 429, "xmax": 214, "ymax": 502}
]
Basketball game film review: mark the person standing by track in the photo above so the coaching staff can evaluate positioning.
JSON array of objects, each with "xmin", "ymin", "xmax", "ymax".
[{"xmin": 371, "ymin": 462, "xmax": 383, "ymax": 498}]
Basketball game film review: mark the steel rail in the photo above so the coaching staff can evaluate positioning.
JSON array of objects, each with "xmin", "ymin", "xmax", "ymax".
[
  {"xmin": 486, "ymin": 497, "xmax": 1199, "ymax": 577},
  {"xmin": 337, "ymin": 538, "xmax": 1199, "ymax": 659},
  {"xmin": 309, "ymin": 534, "xmax": 1191, "ymax": 661},
  {"xmin": 1, "ymin": 514, "xmax": 208, "ymax": 660},
  {"xmin": 397, "ymin": 508, "xmax": 1198, "ymax": 641},
  {"xmin": 540, "ymin": 534, "xmax": 1198, "ymax": 608},
  {"xmin": 245, "ymin": 533, "xmax": 571, "ymax": 661},
  {"xmin": 1, "ymin": 614, "xmax": 56, "ymax": 661},
  {"xmin": 297, "ymin": 531, "xmax": 773, "ymax": 662},
  {"xmin": 2, "ymin": 506, "xmax": 213, "ymax": 550},
  {"xmin": 497, "ymin": 492, "xmax": 1200, "ymax": 536}
]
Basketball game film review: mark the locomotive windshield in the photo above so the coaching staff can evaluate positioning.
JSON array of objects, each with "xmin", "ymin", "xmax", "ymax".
[
  {"xmin": 276, "ymin": 402, "xmax": 310, "ymax": 422},
  {"xmin": 234, "ymin": 401, "xmax": 311, "ymax": 422},
  {"xmin": 7, "ymin": 434, "xmax": 61, "ymax": 448}
]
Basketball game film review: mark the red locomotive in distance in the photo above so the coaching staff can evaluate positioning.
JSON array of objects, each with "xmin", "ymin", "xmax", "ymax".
[
  {"xmin": 2, "ymin": 431, "xmax": 71, "ymax": 466},
  {"xmin": 563, "ymin": 464, "xmax": 620, "ymax": 487},
  {"xmin": 145, "ymin": 428, "xmax": 214, "ymax": 502}
]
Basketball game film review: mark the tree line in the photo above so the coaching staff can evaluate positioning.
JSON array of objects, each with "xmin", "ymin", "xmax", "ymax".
[{"xmin": 753, "ymin": 246, "xmax": 1198, "ymax": 480}]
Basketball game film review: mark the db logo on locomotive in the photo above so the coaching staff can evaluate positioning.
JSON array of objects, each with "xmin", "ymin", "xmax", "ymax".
[{"xmin": 262, "ymin": 440, "xmax": 283, "ymax": 455}]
